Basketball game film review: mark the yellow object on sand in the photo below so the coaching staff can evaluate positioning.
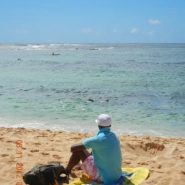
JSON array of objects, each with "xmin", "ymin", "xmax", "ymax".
[
  {"xmin": 122, "ymin": 167, "xmax": 149, "ymax": 185},
  {"xmin": 69, "ymin": 167, "xmax": 149, "ymax": 185}
]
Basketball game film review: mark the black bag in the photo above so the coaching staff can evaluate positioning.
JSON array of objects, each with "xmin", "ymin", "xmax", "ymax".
[{"xmin": 23, "ymin": 162, "xmax": 69, "ymax": 185}]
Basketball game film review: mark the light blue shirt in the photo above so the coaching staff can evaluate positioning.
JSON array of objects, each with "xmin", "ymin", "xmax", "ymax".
[{"xmin": 83, "ymin": 128, "xmax": 122, "ymax": 185}]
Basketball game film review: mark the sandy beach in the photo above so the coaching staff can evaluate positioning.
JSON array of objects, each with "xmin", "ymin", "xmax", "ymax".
[{"xmin": 0, "ymin": 127, "xmax": 185, "ymax": 185}]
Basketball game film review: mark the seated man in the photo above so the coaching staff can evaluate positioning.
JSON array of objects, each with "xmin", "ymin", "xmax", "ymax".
[{"xmin": 66, "ymin": 114, "xmax": 123, "ymax": 185}]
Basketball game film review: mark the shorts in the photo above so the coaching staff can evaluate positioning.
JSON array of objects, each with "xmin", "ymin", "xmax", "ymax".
[{"xmin": 81, "ymin": 155, "xmax": 100, "ymax": 181}]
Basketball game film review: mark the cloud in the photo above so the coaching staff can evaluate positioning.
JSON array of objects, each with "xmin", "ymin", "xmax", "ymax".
[
  {"xmin": 81, "ymin": 28, "xmax": 96, "ymax": 34},
  {"xmin": 130, "ymin": 28, "xmax": 140, "ymax": 34},
  {"xmin": 148, "ymin": 19, "xmax": 161, "ymax": 25}
]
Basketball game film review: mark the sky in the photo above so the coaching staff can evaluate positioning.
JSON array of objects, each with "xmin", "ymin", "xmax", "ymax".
[{"xmin": 0, "ymin": 0, "xmax": 185, "ymax": 43}]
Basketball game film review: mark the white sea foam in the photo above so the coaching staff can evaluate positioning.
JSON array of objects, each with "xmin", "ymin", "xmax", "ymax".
[
  {"xmin": 0, "ymin": 117, "xmax": 97, "ymax": 134},
  {"xmin": 0, "ymin": 116, "xmax": 184, "ymax": 138}
]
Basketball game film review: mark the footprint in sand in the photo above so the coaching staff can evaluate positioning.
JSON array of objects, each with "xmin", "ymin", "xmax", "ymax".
[
  {"xmin": 1, "ymin": 154, "xmax": 9, "ymax": 157},
  {"xmin": 34, "ymin": 142, "xmax": 41, "ymax": 146},
  {"xmin": 8, "ymin": 160, "xmax": 16, "ymax": 162},
  {"xmin": 138, "ymin": 161, "xmax": 148, "ymax": 165},
  {"xmin": 124, "ymin": 160, "xmax": 131, "ymax": 164},
  {"xmin": 6, "ymin": 140, "xmax": 13, "ymax": 143},
  {"xmin": 52, "ymin": 154, "xmax": 61, "ymax": 159},
  {"xmin": 42, "ymin": 152, "xmax": 50, "ymax": 156},
  {"xmin": 30, "ymin": 149, "xmax": 39, "ymax": 152},
  {"xmin": 37, "ymin": 134, "xmax": 48, "ymax": 138},
  {"xmin": 179, "ymin": 155, "xmax": 184, "ymax": 159}
]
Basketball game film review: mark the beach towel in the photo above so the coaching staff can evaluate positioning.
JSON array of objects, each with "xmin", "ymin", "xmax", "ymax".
[{"xmin": 69, "ymin": 167, "xmax": 149, "ymax": 185}]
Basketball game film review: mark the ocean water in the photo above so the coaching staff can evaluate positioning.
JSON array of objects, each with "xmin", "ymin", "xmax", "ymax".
[{"xmin": 0, "ymin": 43, "xmax": 185, "ymax": 137}]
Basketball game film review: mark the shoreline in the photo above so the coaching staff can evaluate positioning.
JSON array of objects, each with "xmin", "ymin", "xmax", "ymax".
[
  {"xmin": 1, "ymin": 127, "xmax": 185, "ymax": 185},
  {"xmin": 0, "ymin": 122, "xmax": 185, "ymax": 139}
]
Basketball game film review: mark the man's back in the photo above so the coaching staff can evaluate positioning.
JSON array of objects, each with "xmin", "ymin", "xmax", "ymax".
[{"xmin": 83, "ymin": 127, "xmax": 122, "ymax": 185}]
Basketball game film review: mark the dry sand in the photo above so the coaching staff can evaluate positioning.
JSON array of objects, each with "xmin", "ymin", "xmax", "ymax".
[{"xmin": 0, "ymin": 127, "xmax": 185, "ymax": 185}]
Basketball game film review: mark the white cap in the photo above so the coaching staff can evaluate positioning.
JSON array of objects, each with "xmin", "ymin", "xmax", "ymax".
[{"xmin": 95, "ymin": 114, "xmax": 112, "ymax": 127}]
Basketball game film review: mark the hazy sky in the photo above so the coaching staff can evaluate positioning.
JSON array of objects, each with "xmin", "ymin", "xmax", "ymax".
[{"xmin": 0, "ymin": 0, "xmax": 185, "ymax": 43}]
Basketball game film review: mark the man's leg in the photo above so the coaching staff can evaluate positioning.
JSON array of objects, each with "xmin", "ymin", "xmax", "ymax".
[{"xmin": 66, "ymin": 149, "xmax": 90, "ymax": 174}]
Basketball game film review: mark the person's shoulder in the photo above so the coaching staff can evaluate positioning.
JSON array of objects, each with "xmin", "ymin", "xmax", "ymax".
[
  {"xmin": 83, "ymin": 135, "xmax": 98, "ymax": 143},
  {"xmin": 83, "ymin": 134, "xmax": 102, "ymax": 148},
  {"xmin": 109, "ymin": 131, "xmax": 120, "ymax": 141},
  {"xmin": 110, "ymin": 130, "xmax": 118, "ymax": 136}
]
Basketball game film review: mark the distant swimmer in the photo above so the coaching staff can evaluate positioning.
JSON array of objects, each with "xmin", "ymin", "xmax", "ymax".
[{"xmin": 51, "ymin": 52, "xmax": 60, "ymax": 56}]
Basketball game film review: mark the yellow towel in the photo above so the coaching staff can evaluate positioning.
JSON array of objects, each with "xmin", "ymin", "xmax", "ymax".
[
  {"xmin": 69, "ymin": 167, "xmax": 149, "ymax": 185},
  {"xmin": 122, "ymin": 167, "xmax": 149, "ymax": 185}
]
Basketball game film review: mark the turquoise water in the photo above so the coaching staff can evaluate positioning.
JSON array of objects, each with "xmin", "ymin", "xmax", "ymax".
[{"xmin": 0, "ymin": 43, "xmax": 185, "ymax": 137}]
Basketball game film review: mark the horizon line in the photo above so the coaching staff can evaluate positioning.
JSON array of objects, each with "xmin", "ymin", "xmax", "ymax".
[{"xmin": 0, "ymin": 42, "xmax": 185, "ymax": 45}]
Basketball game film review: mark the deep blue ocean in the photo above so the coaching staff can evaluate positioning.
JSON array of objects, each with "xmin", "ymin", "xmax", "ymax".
[{"xmin": 0, "ymin": 43, "xmax": 185, "ymax": 137}]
